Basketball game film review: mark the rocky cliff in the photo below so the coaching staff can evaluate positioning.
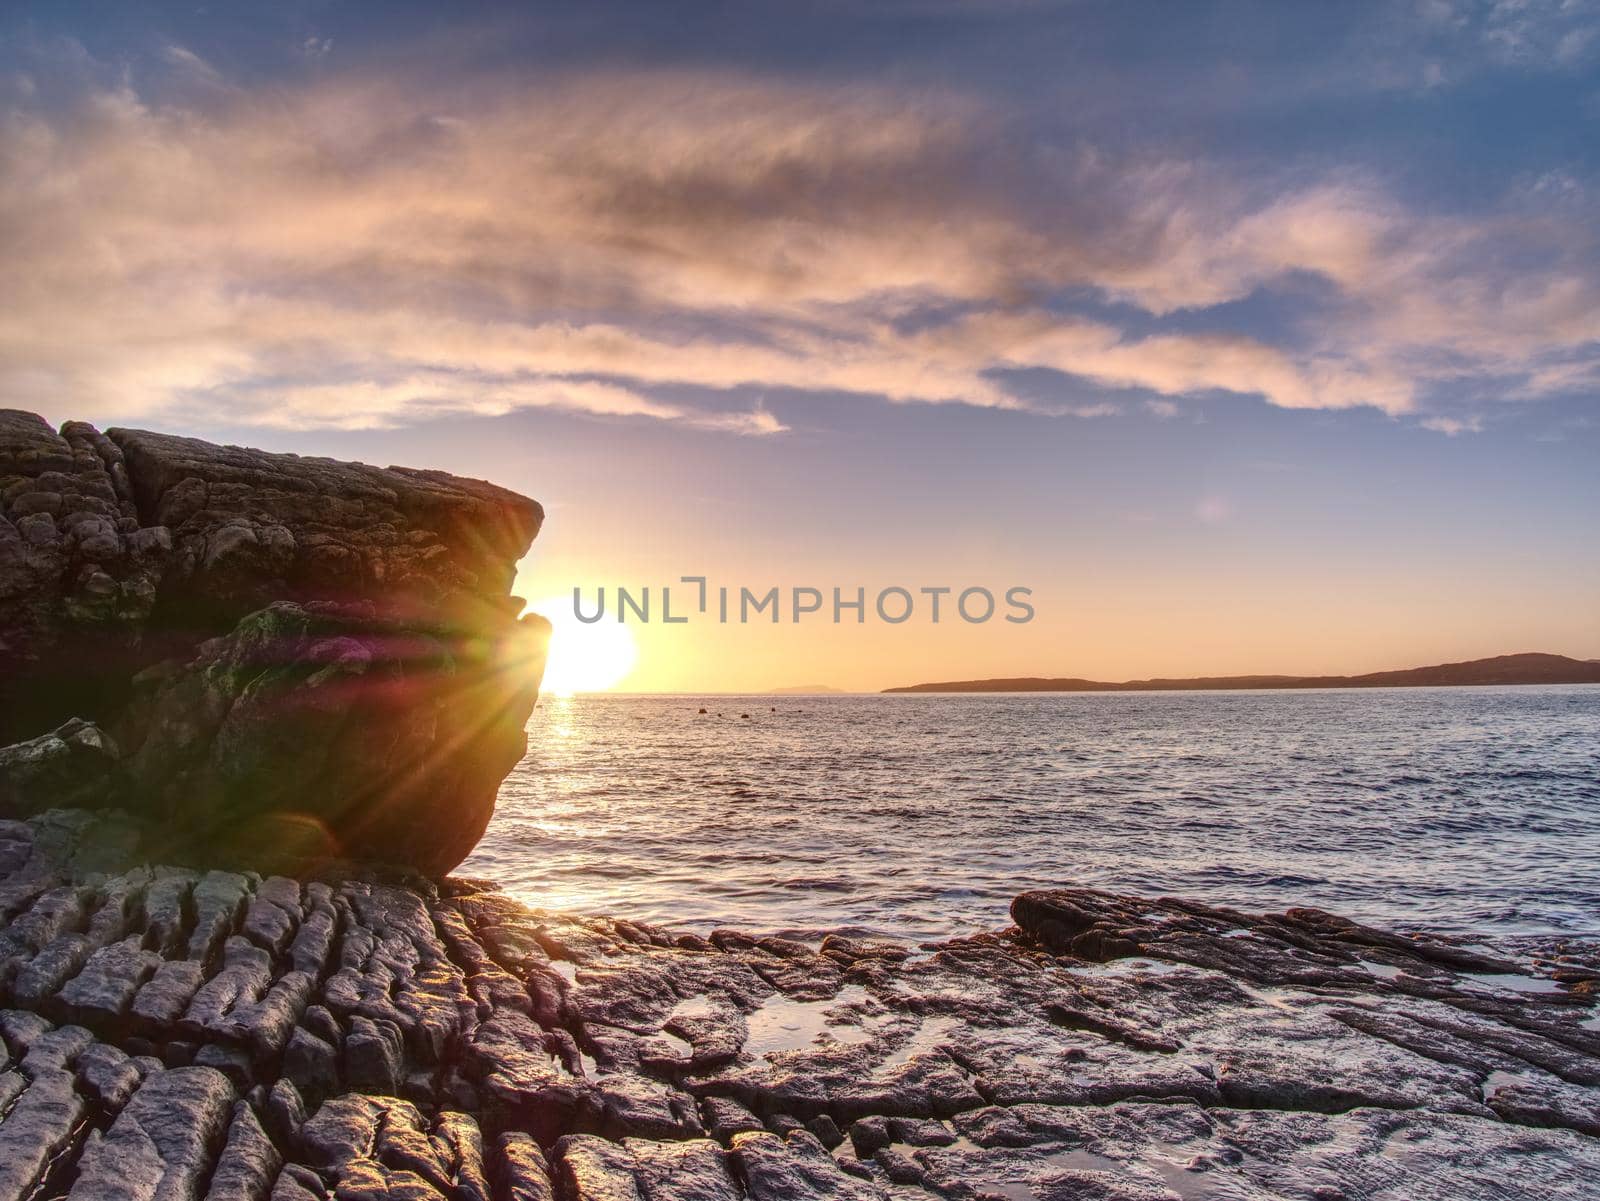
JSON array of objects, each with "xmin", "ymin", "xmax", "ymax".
[{"xmin": 0, "ymin": 412, "xmax": 548, "ymax": 874}]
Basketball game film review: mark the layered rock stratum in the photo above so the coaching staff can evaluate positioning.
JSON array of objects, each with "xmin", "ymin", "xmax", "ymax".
[
  {"xmin": 0, "ymin": 411, "xmax": 548, "ymax": 873},
  {"xmin": 0, "ymin": 812, "xmax": 1595, "ymax": 1201}
]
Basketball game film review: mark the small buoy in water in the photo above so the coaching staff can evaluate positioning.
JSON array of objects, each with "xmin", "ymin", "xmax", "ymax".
[
  {"xmin": 698, "ymin": 707, "xmax": 707, "ymax": 714},
  {"xmin": 740, "ymin": 713, "xmax": 750, "ymax": 719},
  {"xmin": 770, "ymin": 706, "xmax": 776, "ymax": 712}
]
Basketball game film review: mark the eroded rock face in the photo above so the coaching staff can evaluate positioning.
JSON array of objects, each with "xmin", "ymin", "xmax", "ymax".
[
  {"xmin": 0, "ymin": 412, "xmax": 548, "ymax": 874},
  {"xmin": 0, "ymin": 412, "xmax": 166, "ymax": 742},
  {"xmin": 107, "ymin": 426, "xmax": 540, "ymax": 634},
  {"xmin": 2, "ymin": 814, "xmax": 1596, "ymax": 1201}
]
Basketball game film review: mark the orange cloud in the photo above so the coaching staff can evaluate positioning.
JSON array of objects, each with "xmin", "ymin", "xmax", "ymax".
[{"xmin": 0, "ymin": 46, "xmax": 1593, "ymax": 433}]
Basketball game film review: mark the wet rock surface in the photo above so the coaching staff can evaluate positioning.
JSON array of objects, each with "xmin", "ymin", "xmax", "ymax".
[
  {"xmin": 0, "ymin": 411, "xmax": 548, "ymax": 873},
  {"xmin": 0, "ymin": 816, "xmax": 1594, "ymax": 1200}
]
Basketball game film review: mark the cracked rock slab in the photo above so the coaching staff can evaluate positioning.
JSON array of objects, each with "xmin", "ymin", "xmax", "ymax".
[{"xmin": 0, "ymin": 817, "xmax": 1594, "ymax": 1201}]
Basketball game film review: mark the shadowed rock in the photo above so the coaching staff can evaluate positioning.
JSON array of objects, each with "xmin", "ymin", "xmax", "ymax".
[
  {"xmin": 0, "ymin": 411, "xmax": 548, "ymax": 875},
  {"xmin": 119, "ymin": 601, "xmax": 547, "ymax": 874},
  {"xmin": 0, "ymin": 412, "xmax": 164, "ymax": 744}
]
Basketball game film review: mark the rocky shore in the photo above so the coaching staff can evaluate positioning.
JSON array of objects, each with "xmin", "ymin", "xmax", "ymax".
[
  {"xmin": 0, "ymin": 811, "xmax": 1597, "ymax": 1201},
  {"xmin": 3, "ymin": 413, "xmax": 1598, "ymax": 1199}
]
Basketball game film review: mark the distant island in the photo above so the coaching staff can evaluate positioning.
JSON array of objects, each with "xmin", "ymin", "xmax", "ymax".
[{"xmin": 884, "ymin": 652, "xmax": 1600, "ymax": 694}]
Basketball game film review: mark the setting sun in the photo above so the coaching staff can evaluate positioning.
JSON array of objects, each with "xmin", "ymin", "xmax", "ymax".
[{"xmin": 531, "ymin": 595, "xmax": 638, "ymax": 694}]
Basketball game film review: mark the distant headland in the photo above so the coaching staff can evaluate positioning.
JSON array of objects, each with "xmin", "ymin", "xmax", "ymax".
[{"xmin": 884, "ymin": 652, "xmax": 1600, "ymax": 694}]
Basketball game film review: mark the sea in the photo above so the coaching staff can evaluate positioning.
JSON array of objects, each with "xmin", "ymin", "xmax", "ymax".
[{"xmin": 461, "ymin": 686, "xmax": 1600, "ymax": 943}]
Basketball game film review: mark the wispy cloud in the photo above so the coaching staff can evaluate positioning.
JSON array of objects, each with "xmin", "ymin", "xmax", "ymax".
[
  {"xmin": 1419, "ymin": 413, "xmax": 1485, "ymax": 435},
  {"xmin": 1417, "ymin": 0, "xmax": 1600, "ymax": 68},
  {"xmin": 0, "ymin": 43, "xmax": 1594, "ymax": 433}
]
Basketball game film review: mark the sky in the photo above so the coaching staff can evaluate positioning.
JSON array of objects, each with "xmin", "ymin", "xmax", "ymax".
[{"xmin": 2, "ymin": 0, "xmax": 1597, "ymax": 691}]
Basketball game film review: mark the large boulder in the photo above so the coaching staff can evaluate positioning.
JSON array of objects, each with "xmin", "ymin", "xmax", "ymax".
[
  {"xmin": 0, "ymin": 719, "xmax": 122, "ymax": 815},
  {"xmin": 0, "ymin": 411, "xmax": 549, "ymax": 874}
]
